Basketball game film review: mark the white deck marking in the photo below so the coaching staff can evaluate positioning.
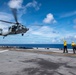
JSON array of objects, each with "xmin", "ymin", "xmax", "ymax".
[{"xmin": 0, "ymin": 50, "xmax": 8, "ymax": 53}]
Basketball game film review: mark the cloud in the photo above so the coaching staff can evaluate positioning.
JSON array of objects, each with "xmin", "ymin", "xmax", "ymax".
[
  {"xmin": 29, "ymin": 26, "xmax": 59, "ymax": 38},
  {"xmin": 60, "ymin": 32, "xmax": 76, "ymax": 43},
  {"xmin": 8, "ymin": 0, "xmax": 41, "ymax": 11},
  {"xmin": 28, "ymin": 26, "xmax": 76, "ymax": 43},
  {"xmin": 73, "ymin": 25, "xmax": 76, "ymax": 29},
  {"xmin": 43, "ymin": 13, "xmax": 57, "ymax": 24},
  {"xmin": 0, "ymin": 12, "xmax": 12, "ymax": 21},
  {"xmin": 60, "ymin": 11, "xmax": 76, "ymax": 18},
  {"xmin": 0, "ymin": 12, "xmax": 13, "ymax": 29},
  {"xmin": 73, "ymin": 18, "xmax": 76, "ymax": 24},
  {"xmin": 73, "ymin": 19, "xmax": 76, "ymax": 29},
  {"xmin": 51, "ymin": 39, "xmax": 56, "ymax": 43},
  {"xmin": 8, "ymin": 0, "xmax": 41, "ymax": 17},
  {"xmin": 0, "ymin": 23, "xmax": 8, "ymax": 29},
  {"xmin": 8, "ymin": 0, "xmax": 23, "ymax": 9},
  {"xmin": 25, "ymin": 0, "xmax": 41, "ymax": 11},
  {"xmin": 25, "ymin": 26, "xmax": 61, "ymax": 44}
]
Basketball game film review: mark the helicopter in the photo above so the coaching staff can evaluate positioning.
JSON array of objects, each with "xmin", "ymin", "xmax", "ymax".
[{"xmin": 0, "ymin": 8, "xmax": 29, "ymax": 39}]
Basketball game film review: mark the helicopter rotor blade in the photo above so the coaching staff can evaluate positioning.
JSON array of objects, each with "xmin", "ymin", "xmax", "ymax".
[
  {"xmin": 11, "ymin": 8, "xmax": 19, "ymax": 24},
  {"xmin": 0, "ymin": 20, "xmax": 15, "ymax": 24}
]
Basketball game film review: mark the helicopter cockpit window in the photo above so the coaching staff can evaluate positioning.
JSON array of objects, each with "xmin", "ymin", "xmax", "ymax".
[{"xmin": 12, "ymin": 25, "xmax": 17, "ymax": 32}]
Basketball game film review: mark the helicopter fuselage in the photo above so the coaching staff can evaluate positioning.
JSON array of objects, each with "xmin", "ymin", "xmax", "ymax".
[
  {"xmin": 0, "ymin": 8, "xmax": 29, "ymax": 38},
  {"xmin": 0, "ymin": 24, "xmax": 29, "ymax": 36}
]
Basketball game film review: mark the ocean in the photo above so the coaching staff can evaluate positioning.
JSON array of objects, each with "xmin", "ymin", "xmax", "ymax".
[{"xmin": 0, "ymin": 44, "xmax": 72, "ymax": 49}]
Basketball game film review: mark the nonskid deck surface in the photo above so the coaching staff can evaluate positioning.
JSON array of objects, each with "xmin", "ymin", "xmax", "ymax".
[
  {"xmin": 6, "ymin": 48, "xmax": 76, "ymax": 57},
  {"xmin": 0, "ymin": 48, "xmax": 76, "ymax": 75},
  {"xmin": 0, "ymin": 48, "xmax": 76, "ymax": 57}
]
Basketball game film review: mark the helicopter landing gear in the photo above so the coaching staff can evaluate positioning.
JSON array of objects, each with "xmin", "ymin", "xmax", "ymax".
[
  {"xmin": 3, "ymin": 36, "xmax": 5, "ymax": 39},
  {"xmin": 3, "ymin": 36, "xmax": 6, "ymax": 39},
  {"xmin": 3, "ymin": 35, "xmax": 7, "ymax": 39},
  {"xmin": 22, "ymin": 34, "xmax": 24, "ymax": 36}
]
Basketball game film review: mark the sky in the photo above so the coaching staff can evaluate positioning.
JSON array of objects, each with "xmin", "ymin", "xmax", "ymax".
[{"xmin": 0, "ymin": 0, "xmax": 76, "ymax": 44}]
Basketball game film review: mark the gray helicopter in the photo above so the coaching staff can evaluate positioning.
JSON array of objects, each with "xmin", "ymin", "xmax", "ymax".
[{"xmin": 0, "ymin": 8, "xmax": 29, "ymax": 39}]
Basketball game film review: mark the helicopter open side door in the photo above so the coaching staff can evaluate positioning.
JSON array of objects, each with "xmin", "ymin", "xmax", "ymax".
[{"xmin": 0, "ymin": 29, "xmax": 2, "ymax": 35}]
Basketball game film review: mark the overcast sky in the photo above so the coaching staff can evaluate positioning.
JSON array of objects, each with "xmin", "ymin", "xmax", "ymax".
[{"xmin": 0, "ymin": 0, "xmax": 76, "ymax": 44}]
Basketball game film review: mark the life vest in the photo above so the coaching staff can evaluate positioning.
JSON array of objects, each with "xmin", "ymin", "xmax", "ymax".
[
  {"xmin": 64, "ymin": 41, "xmax": 67, "ymax": 46},
  {"xmin": 71, "ymin": 42, "xmax": 75, "ymax": 46}
]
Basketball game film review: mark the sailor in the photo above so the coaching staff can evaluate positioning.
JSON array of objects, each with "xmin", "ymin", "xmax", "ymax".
[
  {"xmin": 12, "ymin": 25, "xmax": 17, "ymax": 33},
  {"xmin": 71, "ymin": 42, "xmax": 75, "ymax": 54},
  {"xmin": 63, "ymin": 40, "xmax": 68, "ymax": 53}
]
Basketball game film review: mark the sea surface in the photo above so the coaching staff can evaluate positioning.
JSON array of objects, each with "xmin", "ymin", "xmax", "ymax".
[{"xmin": 0, "ymin": 44, "xmax": 72, "ymax": 49}]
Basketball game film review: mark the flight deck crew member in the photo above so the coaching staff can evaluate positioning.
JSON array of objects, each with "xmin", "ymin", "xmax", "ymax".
[
  {"xmin": 71, "ymin": 42, "xmax": 75, "ymax": 54},
  {"xmin": 63, "ymin": 41, "xmax": 68, "ymax": 53}
]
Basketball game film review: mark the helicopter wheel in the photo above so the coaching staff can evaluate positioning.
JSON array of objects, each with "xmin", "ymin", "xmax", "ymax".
[
  {"xmin": 22, "ymin": 34, "xmax": 24, "ymax": 36},
  {"xmin": 3, "ymin": 36, "xmax": 5, "ymax": 39}
]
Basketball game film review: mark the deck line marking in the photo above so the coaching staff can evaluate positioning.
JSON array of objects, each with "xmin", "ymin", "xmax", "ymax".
[{"xmin": 0, "ymin": 50, "xmax": 8, "ymax": 53}]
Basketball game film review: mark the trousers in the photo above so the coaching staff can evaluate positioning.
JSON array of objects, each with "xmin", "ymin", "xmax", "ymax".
[{"xmin": 63, "ymin": 46, "xmax": 68, "ymax": 53}]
